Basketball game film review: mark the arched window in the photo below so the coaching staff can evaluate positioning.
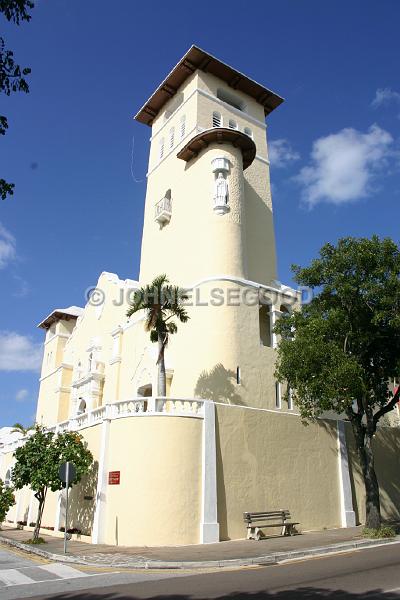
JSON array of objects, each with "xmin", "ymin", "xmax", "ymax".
[
  {"xmin": 180, "ymin": 115, "xmax": 186, "ymax": 139},
  {"xmin": 259, "ymin": 304, "xmax": 272, "ymax": 347},
  {"xmin": 244, "ymin": 127, "xmax": 253, "ymax": 138},
  {"xmin": 228, "ymin": 119, "xmax": 238, "ymax": 130},
  {"xmin": 5, "ymin": 469, "xmax": 11, "ymax": 488},
  {"xmin": 159, "ymin": 137, "xmax": 165, "ymax": 160},
  {"xmin": 77, "ymin": 398, "xmax": 87, "ymax": 415},
  {"xmin": 212, "ymin": 111, "xmax": 222, "ymax": 128},
  {"xmin": 169, "ymin": 127, "xmax": 174, "ymax": 149}
]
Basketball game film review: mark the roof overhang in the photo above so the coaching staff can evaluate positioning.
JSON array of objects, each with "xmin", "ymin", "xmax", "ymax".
[
  {"xmin": 134, "ymin": 45, "xmax": 284, "ymax": 126},
  {"xmin": 177, "ymin": 128, "xmax": 256, "ymax": 170},
  {"xmin": 38, "ymin": 306, "xmax": 83, "ymax": 330}
]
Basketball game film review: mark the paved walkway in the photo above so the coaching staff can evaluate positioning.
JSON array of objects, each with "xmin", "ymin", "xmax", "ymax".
[{"xmin": 0, "ymin": 525, "xmax": 398, "ymax": 569}]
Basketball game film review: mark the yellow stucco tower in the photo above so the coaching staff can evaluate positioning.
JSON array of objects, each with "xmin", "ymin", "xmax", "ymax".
[{"xmin": 135, "ymin": 46, "xmax": 297, "ymax": 407}]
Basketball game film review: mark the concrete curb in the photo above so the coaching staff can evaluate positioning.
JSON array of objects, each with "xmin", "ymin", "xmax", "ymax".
[{"xmin": 0, "ymin": 534, "xmax": 399, "ymax": 570}]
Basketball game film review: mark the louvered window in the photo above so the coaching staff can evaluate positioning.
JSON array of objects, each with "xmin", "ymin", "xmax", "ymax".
[
  {"xmin": 180, "ymin": 115, "xmax": 186, "ymax": 139},
  {"xmin": 228, "ymin": 119, "xmax": 237, "ymax": 130},
  {"xmin": 212, "ymin": 111, "xmax": 222, "ymax": 128}
]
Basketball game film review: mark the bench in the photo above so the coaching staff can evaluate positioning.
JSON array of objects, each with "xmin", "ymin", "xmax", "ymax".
[{"xmin": 243, "ymin": 510, "xmax": 299, "ymax": 540}]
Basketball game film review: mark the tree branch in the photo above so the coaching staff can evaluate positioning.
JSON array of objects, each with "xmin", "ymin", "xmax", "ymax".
[{"xmin": 373, "ymin": 386, "xmax": 400, "ymax": 431}]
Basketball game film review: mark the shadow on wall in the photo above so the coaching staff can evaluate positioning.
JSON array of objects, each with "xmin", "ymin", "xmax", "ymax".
[
  {"xmin": 67, "ymin": 461, "xmax": 99, "ymax": 536},
  {"xmin": 26, "ymin": 588, "xmax": 400, "ymax": 599},
  {"xmin": 195, "ymin": 363, "xmax": 244, "ymax": 405},
  {"xmin": 345, "ymin": 422, "xmax": 400, "ymax": 526}
]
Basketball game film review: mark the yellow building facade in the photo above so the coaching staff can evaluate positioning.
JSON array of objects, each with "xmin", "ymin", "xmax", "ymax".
[{"xmin": 1, "ymin": 46, "xmax": 400, "ymax": 546}]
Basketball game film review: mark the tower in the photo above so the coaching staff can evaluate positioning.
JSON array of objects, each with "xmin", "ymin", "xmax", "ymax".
[
  {"xmin": 135, "ymin": 46, "xmax": 282, "ymax": 287},
  {"xmin": 134, "ymin": 47, "xmax": 296, "ymax": 409}
]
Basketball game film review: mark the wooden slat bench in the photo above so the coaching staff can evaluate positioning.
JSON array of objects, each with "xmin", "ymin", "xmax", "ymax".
[{"xmin": 243, "ymin": 510, "xmax": 299, "ymax": 540}]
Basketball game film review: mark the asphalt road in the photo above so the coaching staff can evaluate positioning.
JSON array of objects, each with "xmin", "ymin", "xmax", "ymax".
[{"xmin": 1, "ymin": 540, "xmax": 400, "ymax": 599}]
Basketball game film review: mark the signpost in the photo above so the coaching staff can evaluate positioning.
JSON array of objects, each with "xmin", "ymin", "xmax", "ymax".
[{"xmin": 59, "ymin": 461, "xmax": 76, "ymax": 554}]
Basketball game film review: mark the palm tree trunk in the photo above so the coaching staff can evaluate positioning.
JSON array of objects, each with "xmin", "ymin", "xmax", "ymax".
[{"xmin": 157, "ymin": 333, "xmax": 166, "ymax": 396}]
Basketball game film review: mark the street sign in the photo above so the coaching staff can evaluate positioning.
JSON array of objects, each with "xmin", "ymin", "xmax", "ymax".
[
  {"xmin": 58, "ymin": 462, "xmax": 76, "ymax": 554},
  {"xmin": 59, "ymin": 462, "xmax": 76, "ymax": 484},
  {"xmin": 108, "ymin": 471, "xmax": 120, "ymax": 485}
]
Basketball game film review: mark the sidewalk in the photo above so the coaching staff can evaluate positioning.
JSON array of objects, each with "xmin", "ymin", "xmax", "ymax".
[{"xmin": 0, "ymin": 525, "xmax": 398, "ymax": 569}]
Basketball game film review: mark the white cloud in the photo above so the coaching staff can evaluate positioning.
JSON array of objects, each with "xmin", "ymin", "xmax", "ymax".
[
  {"xmin": 15, "ymin": 388, "xmax": 29, "ymax": 402},
  {"xmin": 0, "ymin": 223, "xmax": 16, "ymax": 269},
  {"xmin": 296, "ymin": 125, "xmax": 393, "ymax": 207},
  {"xmin": 371, "ymin": 88, "xmax": 400, "ymax": 116},
  {"xmin": 0, "ymin": 332, "xmax": 42, "ymax": 371},
  {"xmin": 269, "ymin": 139, "xmax": 300, "ymax": 168}
]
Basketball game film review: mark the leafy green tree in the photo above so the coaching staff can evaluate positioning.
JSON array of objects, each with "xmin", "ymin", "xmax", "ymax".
[
  {"xmin": 1, "ymin": 0, "xmax": 34, "ymax": 200},
  {"xmin": 127, "ymin": 274, "xmax": 189, "ymax": 396},
  {"xmin": 0, "ymin": 478, "xmax": 15, "ymax": 526},
  {"xmin": 12, "ymin": 427, "xmax": 93, "ymax": 540},
  {"xmin": 275, "ymin": 236, "xmax": 400, "ymax": 530}
]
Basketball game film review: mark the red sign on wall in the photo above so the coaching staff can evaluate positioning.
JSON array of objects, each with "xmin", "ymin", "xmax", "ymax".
[{"xmin": 108, "ymin": 471, "xmax": 120, "ymax": 485}]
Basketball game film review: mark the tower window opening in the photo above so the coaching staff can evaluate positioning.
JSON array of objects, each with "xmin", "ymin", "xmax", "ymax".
[
  {"xmin": 180, "ymin": 115, "xmax": 186, "ymax": 139},
  {"xmin": 228, "ymin": 119, "xmax": 238, "ymax": 130},
  {"xmin": 212, "ymin": 111, "xmax": 222, "ymax": 128},
  {"xmin": 244, "ymin": 127, "xmax": 253, "ymax": 138},
  {"xmin": 159, "ymin": 138, "xmax": 165, "ymax": 160},
  {"xmin": 236, "ymin": 366, "xmax": 241, "ymax": 384},
  {"xmin": 169, "ymin": 127, "xmax": 175, "ymax": 149},
  {"xmin": 275, "ymin": 382, "xmax": 281, "ymax": 409},
  {"xmin": 217, "ymin": 88, "xmax": 245, "ymax": 111},
  {"xmin": 259, "ymin": 304, "xmax": 272, "ymax": 347}
]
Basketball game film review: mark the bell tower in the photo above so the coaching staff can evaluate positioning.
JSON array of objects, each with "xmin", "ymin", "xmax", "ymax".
[
  {"xmin": 135, "ymin": 45, "xmax": 283, "ymax": 288},
  {"xmin": 134, "ymin": 46, "xmax": 293, "ymax": 410}
]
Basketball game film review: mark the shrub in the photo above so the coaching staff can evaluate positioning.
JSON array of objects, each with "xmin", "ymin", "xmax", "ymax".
[
  {"xmin": 362, "ymin": 526, "xmax": 396, "ymax": 539},
  {"xmin": 0, "ymin": 479, "xmax": 15, "ymax": 526},
  {"xmin": 26, "ymin": 537, "xmax": 46, "ymax": 545}
]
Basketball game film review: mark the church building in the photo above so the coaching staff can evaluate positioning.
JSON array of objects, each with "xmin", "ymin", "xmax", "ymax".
[{"xmin": 1, "ymin": 46, "xmax": 399, "ymax": 546}]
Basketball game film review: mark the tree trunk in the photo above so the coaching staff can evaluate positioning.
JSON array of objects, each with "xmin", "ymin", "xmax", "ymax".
[
  {"xmin": 33, "ymin": 488, "xmax": 47, "ymax": 541},
  {"xmin": 157, "ymin": 334, "xmax": 166, "ymax": 396},
  {"xmin": 351, "ymin": 421, "xmax": 381, "ymax": 529}
]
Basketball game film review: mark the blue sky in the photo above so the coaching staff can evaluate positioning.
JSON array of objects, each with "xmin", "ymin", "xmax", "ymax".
[{"xmin": 1, "ymin": 0, "xmax": 399, "ymax": 426}]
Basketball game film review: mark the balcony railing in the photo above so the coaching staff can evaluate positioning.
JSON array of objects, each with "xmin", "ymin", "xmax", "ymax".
[
  {"xmin": 0, "ymin": 399, "xmax": 206, "ymax": 452},
  {"xmin": 155, "ymin": 196, "xmax": 172, "ymax": 224}
]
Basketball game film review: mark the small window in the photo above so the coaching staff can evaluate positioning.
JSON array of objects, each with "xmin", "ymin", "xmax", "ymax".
[
  {"xmin": 180, "ymin": 115, "xmax": 186, "ymax": 139},
  {"xmin": 275, "ymin": 382, "xmax": 281, "ymax": 409},
  {"xmin": 212, "ymin": 111, "xmax": 222, "ymax": 128},
  {"xmin": 159, "ymin": 138, "xmax": 165, "ymax": 160},
  {"xmin": 244, "ymin": 127, "xmax": 253, "ymax": 138},
  {"xmin": 228, "ymin": 119, "xmax": 238, "ymax": 130},
  {"xmin": 169, "ymin": 127, "xmax": 174, "ymax": 149},
  {"xmin": 288, "ymin": 387, "xmax": 293, "ymax": 410},
  {"xmin": 259, "ymin": 304, "xmax": 272, "ymax": 347}
]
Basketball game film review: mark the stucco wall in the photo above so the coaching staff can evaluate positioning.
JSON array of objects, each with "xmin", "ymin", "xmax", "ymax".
[
  {"xmin": 345, "ymin": 423, "xmax": 400, "ymax": 525},
  {"xmin": 215, "ymin": 404, "xmax": 341, "ymax": 540},
  {"xmin": 103, "ymin": 415, "xmax": 203, "ymax": 546}
]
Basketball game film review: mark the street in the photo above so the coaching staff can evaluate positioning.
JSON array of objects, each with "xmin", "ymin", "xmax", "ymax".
[{"xmin": 1, "ymin": 541, "xmax": 400, "ymax": 599}]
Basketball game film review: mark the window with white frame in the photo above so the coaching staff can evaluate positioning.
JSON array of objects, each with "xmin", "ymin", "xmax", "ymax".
[
  {"xmin": 228, "ymin": 119, "xmax": 238, "ymax": 130},
  {"xmin": 169, "ymin": 127, "xmax": 174, "ymax": 149},
  {"xmin": 244, "ymin": 127, "xmax": 253, "ymax": 138},
  {"xmin": 288, "ymin": 387, "xmax": 293, "ymax": 410},
  {"xmin": 180, "ymin": 115, "xmax": 186, "ymax": 139},
  {"xmin": 159, "ymin": 137, "xmax": 165, "ymax": 160},
  {"xmin": 212, "ymin": 111, "xmax": 222, "ymax": 128},
  {"xmin": 275, "ymin": 382, "xmax": 281, "ymax": 409}
]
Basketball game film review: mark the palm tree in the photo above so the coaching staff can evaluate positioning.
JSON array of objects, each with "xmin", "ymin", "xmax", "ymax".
[
  {"xmin": 11, "ymin": 423, "xmax": 35, "ymax": 435},
  {"xmin": 126, "ymin": 274, "xmax": 189, "ymax": 396}
]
